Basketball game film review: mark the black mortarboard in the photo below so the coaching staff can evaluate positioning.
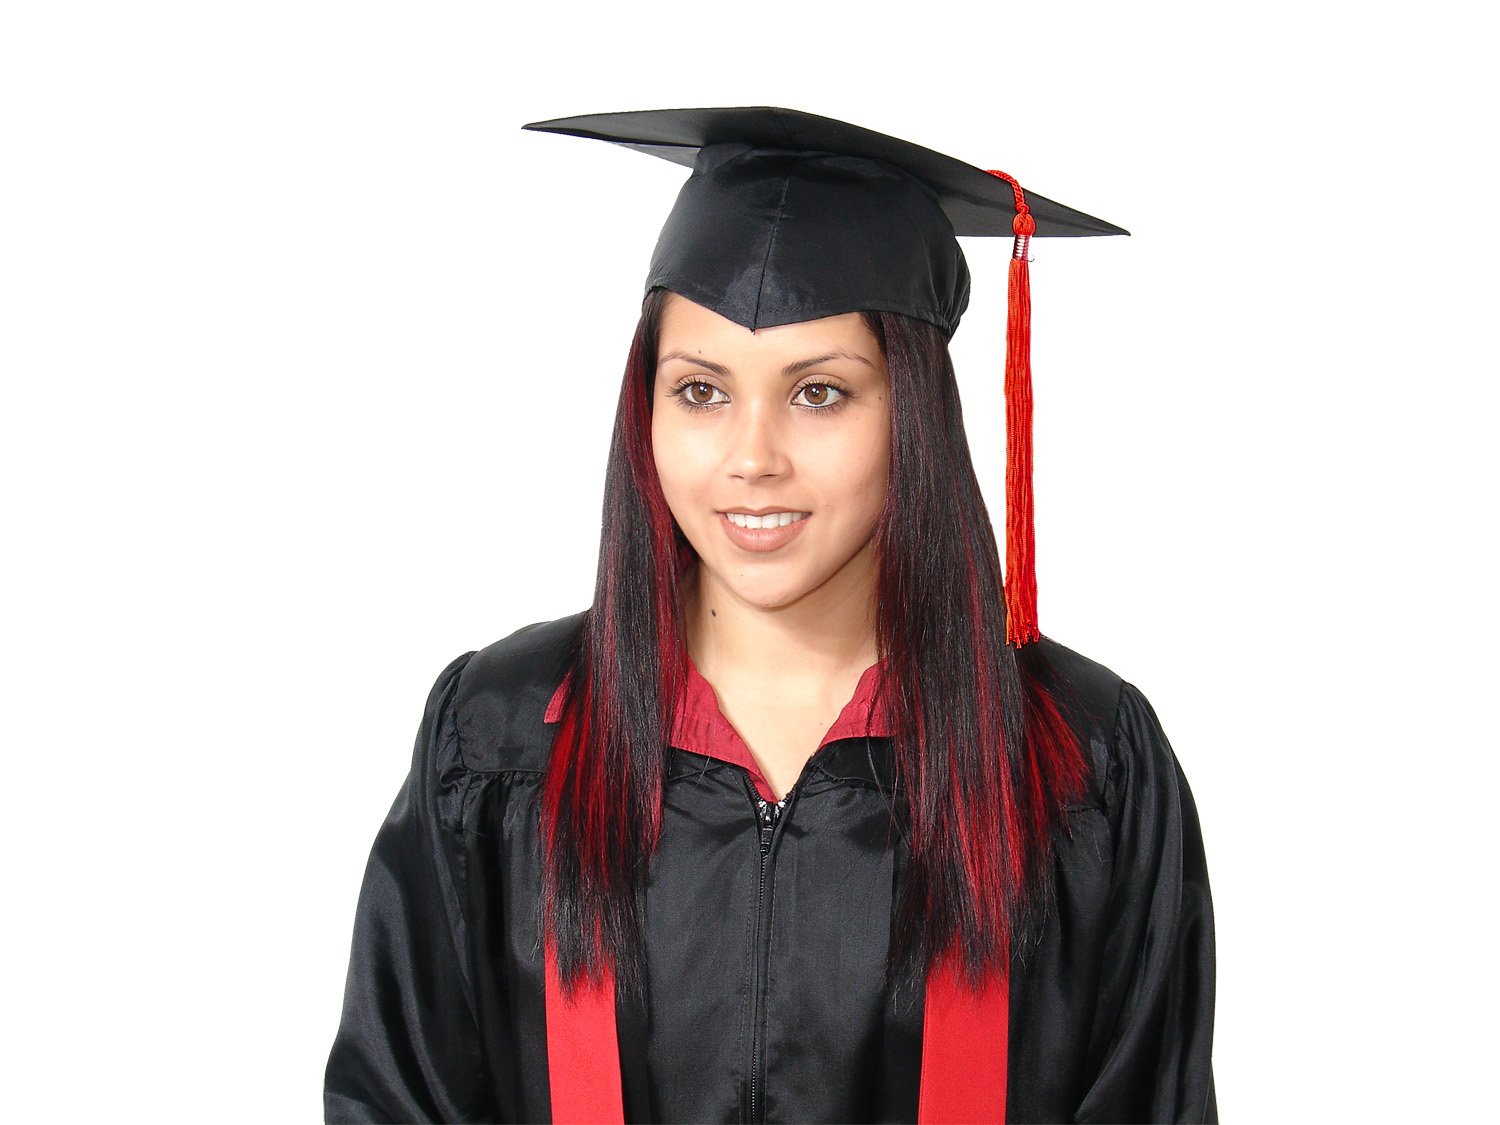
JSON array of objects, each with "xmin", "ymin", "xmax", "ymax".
[
  {"xmin": 524, "ymin": 106, "xmax": 1127, "ymax": 646},
  {"xmin": 523, "ymin": 106, "xmax": 1125, "ymax": 338}
]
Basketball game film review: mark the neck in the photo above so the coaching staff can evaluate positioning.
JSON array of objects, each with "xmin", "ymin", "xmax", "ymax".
[{"xmin": 683, "ymin": 547, "xmax": 880, "ymax": 691}]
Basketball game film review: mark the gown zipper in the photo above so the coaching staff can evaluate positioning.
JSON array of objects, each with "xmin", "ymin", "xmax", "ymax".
[{"xmin": 745, "ymin": 778, "xmax": 796, "ymax": 1124}]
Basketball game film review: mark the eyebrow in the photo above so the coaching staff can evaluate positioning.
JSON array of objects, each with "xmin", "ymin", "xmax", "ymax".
[
  {"xmin": 658, "ymin": 351, "xmax": 732, "ymax": 377},
  {"xmin": 657, "ymin": 350, "xmax": 876, "ymax": 378}
]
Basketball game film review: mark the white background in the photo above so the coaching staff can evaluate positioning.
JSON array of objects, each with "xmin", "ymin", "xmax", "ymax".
[{"xmin": 3, "ymin": 2, "xmax": 1496, "ymax": 1120}]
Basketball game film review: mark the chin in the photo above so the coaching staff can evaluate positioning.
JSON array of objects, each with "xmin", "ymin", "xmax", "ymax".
[
  {"xmin": 715, "ymin": 568, "xmax": 832, "ymax": 612},
  {"xmin": 740, "ymin": 588, "xmax": 808, "ymax": 611}
]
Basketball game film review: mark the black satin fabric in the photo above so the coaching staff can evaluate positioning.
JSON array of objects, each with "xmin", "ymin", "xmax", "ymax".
[
  {"xmin": 324, "ymin": 613, "xmax": 1216, "ymax": 1123},
  {"xmin": 644, "ymin": 144, "xmax": 973, "ymax": 336}
]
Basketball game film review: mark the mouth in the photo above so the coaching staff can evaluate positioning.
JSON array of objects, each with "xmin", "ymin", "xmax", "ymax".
[
  {"xmin": 717, "ymin": 509, "xmax": 812, "ymax": 553},
  {"xmin": 721, "ymin": 510, "xmax": 811, "ymax": 530}
]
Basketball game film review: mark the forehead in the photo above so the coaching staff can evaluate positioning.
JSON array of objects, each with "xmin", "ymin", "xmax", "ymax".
[{"xmin": 657, "ymin": 292, "xmax": 882, "ymax": 366}]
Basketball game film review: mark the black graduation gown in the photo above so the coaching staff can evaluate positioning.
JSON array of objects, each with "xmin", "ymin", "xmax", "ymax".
[{"xmin": 324, "ymin": 612, "xmax": 1216, "ymax": 1123}]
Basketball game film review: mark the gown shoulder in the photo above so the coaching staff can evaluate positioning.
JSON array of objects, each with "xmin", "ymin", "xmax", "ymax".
[
  {"xmin": 1028, "ymin": 635, "xmax": 1127, "ymax": 811},
  {"xmin": 325, "ymin": 612, "xmax": 589, "ymax": 1123},
  {"xmin": 450, "ymin": 610, "xmax": 586, "ymax": 773},
  {"xmin": 1025, "ymin": 637, "xmax": 1218, "ymax": 1122}
]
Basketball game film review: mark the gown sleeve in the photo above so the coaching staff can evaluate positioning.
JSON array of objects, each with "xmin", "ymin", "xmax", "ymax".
[
  {"xmin": 1074, "ymin": 681, "xmax": 1218, "ymax": 1124},
  {"xmin": 324, "ymin": 651, "xmax": 494, "ymax": 1124}
]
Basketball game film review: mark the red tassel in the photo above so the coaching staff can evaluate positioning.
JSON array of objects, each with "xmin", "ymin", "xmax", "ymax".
[{"xmin": 987, "ymin": 171, "xmax": 1040, "ymax": 647}]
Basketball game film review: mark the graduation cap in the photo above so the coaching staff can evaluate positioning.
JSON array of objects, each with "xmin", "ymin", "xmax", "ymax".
[{"xmin": 524, "ymin": 106, "xmax": 1127, "ymax": 647}]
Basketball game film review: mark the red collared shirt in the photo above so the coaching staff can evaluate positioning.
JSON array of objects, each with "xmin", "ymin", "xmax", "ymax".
[{"xmin": 546, "ymin": 656, "xmax": 890, "ymax": 802}]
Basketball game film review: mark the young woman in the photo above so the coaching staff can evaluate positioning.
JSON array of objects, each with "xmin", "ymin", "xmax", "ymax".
[{"xmin": 325, "ymin": 108, "xmax": 1216, "ymax": 1124}]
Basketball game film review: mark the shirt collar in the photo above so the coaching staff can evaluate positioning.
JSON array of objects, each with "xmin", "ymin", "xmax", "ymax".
[{"xmin": 543, "ymin": 655, "xmax": 890, "ymax": 802}]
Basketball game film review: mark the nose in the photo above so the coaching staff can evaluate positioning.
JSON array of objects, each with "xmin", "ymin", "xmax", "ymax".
[{"xmin": 725, "ymin": 401, "xmax": 790, "ymax": 483}]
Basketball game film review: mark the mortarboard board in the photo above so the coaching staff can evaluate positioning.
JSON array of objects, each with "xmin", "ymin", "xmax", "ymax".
[{"xmin": 523, "ymin": 106, "xmax": 1128, "ymax": 646}]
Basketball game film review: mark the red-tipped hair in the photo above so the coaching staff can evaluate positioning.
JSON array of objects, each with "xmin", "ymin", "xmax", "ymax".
[
  {"xmin": 540, "ymin": 294, "xmax": 684, "ymax": 1000},
  {"xmin": 869, "ymin": 308, "xmax": 1088, "ymax": 985}
]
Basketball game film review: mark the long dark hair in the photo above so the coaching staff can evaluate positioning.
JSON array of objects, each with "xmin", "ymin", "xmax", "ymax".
[{"xmin": 541, "ymin": 289, "xmax": 1089, "ymax": 1000}]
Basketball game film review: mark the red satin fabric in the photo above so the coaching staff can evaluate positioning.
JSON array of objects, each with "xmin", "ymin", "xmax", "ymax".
[
  {"xmin": 544, "ymin": 936, "xmax": 625, "ymax": 1124},
  {"xmin": 919, "ymin": 954, "xmax": 1010, "ymax": 1124}
]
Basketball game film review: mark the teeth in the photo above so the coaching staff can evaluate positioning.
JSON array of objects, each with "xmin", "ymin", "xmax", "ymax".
[{"xmin": 725, "ymin": 511, "xmax": 809, "ymax": 529}]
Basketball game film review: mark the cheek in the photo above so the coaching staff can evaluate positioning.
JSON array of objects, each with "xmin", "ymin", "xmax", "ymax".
[
  {"xmin": 651, "ymin": 414, "xmax": 704, "ymax": 518},
  {"xmin": 833, "ymin": 412, "xmax": 891, "ymax": 526},
  {"xmin": 855, "ymin": 447, "xmax": 891, "ymax": 527}
]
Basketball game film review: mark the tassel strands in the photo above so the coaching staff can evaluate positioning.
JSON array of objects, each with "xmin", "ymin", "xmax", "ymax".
[{"xmin": 986, "ymin": 170, "xmax": 1040, "ymax": 647}]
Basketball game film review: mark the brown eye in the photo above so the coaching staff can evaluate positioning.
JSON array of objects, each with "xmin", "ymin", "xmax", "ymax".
[
  {"xmin": 793, "ymin": 383, "xmax": 844, "ymax": 408},
  {"xmin": 675, "ymin": 380, "xmax": 727, "ymax": 408}
]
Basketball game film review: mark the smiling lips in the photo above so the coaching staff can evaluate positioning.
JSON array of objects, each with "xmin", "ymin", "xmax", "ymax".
[{"xmin": 718, "ymin": 509, "xmax": 811, "ymax": 552}]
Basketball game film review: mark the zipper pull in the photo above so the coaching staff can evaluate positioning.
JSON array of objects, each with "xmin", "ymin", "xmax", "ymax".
[{"xmin": 755, "ymin": 791, "xmax": 790, "ymax": 857}]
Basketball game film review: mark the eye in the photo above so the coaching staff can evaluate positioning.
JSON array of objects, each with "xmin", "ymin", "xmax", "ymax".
[
  {"xmin": 672, "ymin": 379, "xmax": 729, "ymax": 409},
  {"xmin": 793, "ymin": 382, "xmax": 846, "ymax": 409}
]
